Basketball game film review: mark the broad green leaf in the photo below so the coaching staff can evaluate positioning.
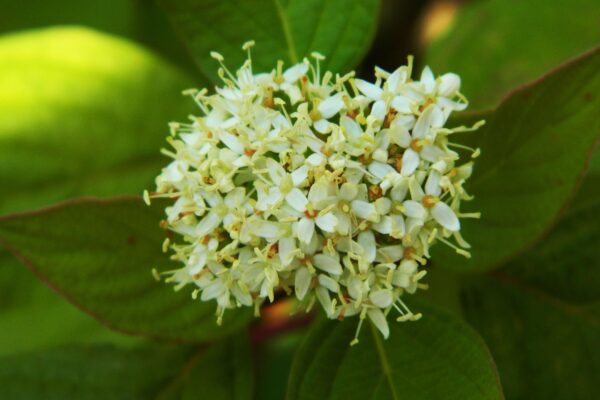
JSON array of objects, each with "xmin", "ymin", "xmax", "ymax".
[
  {"xmin": 0, "ymin": 344, "xmax": 191, "ymax": 400},
  {"xmin": 287, "ymin": 301, "xmax": 503, "ymax": 400},
  {"xmin": 160, "ymin": 0, "xmax": 380, "ymax": 81},
  {"xmin": 0, "ymin": 251, "xmax": 140, "ymax": 357},
  {"xmin": 501, "ymin": 173, "xmax": 600, "ymax": 302},
  {"xmin": 0, "ymin": 27, "xmax": 196, "ymax": 353},
  {"xmin": 0, "ymin": 197, "xmax": 252, "ymax": 342},
  {"xmin": 179, "ymin": 336, "xmax": 253, "ymax": 400},
  {"xmin": 459, "ymin": 170, "xmax": 600, "ymax": 399},
  {"xmin": 432, "ymin": 47, "xmax": 600, "ymax": 272},
  {"xmin": 425, "ymin": 0, "xmax": 600, "ymax": 109},
  {"xmin": 0, "ymin": 26, "xmax": 194, "ymax": 215},
  {"xmin": 1, "ymin": 0, "xmax": 198, "ymax": 75},
  {"xmin": 462, "ymin": 278, "xmax": 599, "ymax": 400},
  {"xmin": 255, "ymin": 331, "xmax": 306, "ymax": 400}
]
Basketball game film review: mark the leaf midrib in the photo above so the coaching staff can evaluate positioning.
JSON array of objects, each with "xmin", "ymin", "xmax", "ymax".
[
  {"xmin": 370, "ymin": 323, "xmax": 400, "ymax": 400},
  {"xmin": 272, "ymin": 0, "xmax": 298, "ymax": 63}
]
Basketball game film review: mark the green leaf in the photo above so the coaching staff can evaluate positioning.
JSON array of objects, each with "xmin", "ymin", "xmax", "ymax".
[
  {"xmin": 0, "ymin": 250, "xmax": 141, "ymax": 357},
  {"xmin": 179, "ymin": 336, "xmax": 253, "ymax": 400},
  {"xmin": 0, "ymin": 26, "xmax": 194, "ymax": 215},
  {"xmin": 0, "ymin": 0, "xmax": 199, "ymax": 76},
  {"xmin": 0, "ymin": 344, "xmax": 191, "ymax": 400},
  {"xmin": 286, "ymin": 301, "xmax": 503, "ymax": 400},
  {"xmin": 458, "ymin": 168, "xmax": 600, "ymax": 399},
  {"xmin": 160, "ymin": 0, "xmax": 380, "ymax": 81},
  {"xmin": 461, "ymin": 277, "xmax": 599, "ymax": 400},
  {"xmin": 432, "ymin": 47, "xmax": 600, "ymax": 272},
  {"xmin": 0, "ymin": 26, "xmax": 196, "ymax": 352},
  {"xmin": 425, "ymin": 0, "xmax": 600, "ymax": 109},
  {"xmin": 0, "ymin": 197, "xmax": 252, "ymax": 342},
  {"xmin": 255, "ymin": 331, "xmax": 306, "ymax": 400}
]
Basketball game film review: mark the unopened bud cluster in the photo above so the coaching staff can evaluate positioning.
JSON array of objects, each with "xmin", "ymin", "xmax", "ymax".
[{"xmin": 147, "ymin": 42, "xmax": 482, "ymax": 344}]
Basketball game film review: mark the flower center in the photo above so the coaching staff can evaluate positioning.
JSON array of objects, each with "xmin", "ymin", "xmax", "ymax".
[
  {"xmin": 410, "ymin": 139, "xmax": 423, "ymax": 152},
  {"xmin": 422, "ymin": 195, "xmax": 438, "ymax": 209}
]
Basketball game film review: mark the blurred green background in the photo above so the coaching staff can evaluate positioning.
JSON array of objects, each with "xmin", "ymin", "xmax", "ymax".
[{"xmin": 0, "ymin": 0, "xmax": 599, "ymax": 399}]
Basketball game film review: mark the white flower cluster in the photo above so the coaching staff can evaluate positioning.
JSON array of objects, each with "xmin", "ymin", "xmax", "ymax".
[{"xmin": 147, "ymin": 42, "xmax": 483, "ymax": 344}]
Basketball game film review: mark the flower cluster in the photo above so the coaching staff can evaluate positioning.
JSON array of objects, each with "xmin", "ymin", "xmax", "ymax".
[{"xmin": 147, "ymin": 42, "xmax": 483, "ymax": 344}]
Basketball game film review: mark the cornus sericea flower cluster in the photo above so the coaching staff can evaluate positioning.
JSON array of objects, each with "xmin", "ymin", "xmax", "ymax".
[{"xmin": 146, "ymin": 41, "xmax": 483, "ymax": 345}]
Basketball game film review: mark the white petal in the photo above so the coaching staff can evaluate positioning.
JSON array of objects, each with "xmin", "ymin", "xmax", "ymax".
[
  {"xmin": 318, "ymin": 274, "xmax": 340, "ymax": 293},
  {"xmin": 368, "ymin": 309, "xmax": 390, "ymax": 339},
  {"xmin": 371, "ymin": 100, "xmax": 387, "ymax": 121},
  {"xmin": 370, "ymin": 289, "xmax": 393, "ymax": 308},
  {"xmin": 291, "ymin": 165, "xmax": 308, "ymax": 186},
  {"xmin": 401, "ymin": 148, "xmax": 420, "ymax": 176},
  {"xmin": 201, "ymin": 280, "xmax": 225, "ymax": 301},
  {"xmin": 266, "ymin": 158, "xmax": 285, "ymax": 185},
  {"xmin": 314, "ymin": 253, "xmax": 343, "ymax": 275},
  {"xmin": 316, "ymin": 287, "xmax": 334, "ymax": 317},
  {"xmin": 420, "ymin": 145, "xmax": 445, "ymax": 163},
  {"xmin": 439, "ymin": 73, "xmax": 461, "ymax": 96},
  {"xmin": 316, "ymin": 212, "xmax": 337, "ymax": 232},
  {"xmin": 318, "ymin": 93, "xmax": 344, "ymax": 119},
  {"xmin": 224, "ymin": 187, "xmax": 245, "ymax": 208},
  {"xmin": 390, "ymin": 124, "xmax": 411, "ymax": 148},
  {"xmin": 279, "ymin": 237, "xmax": 296, "ymax": 265},
  {"xmin": 284, "ymin": 84, "xmax": 302, "ymax": 104},
  {"xmin": 340, "ymin": 182, "xmax": 359, "ymax": 201},
  {"xmin": 412, "ymin": 104, "xmax": 434, "ymax": 139},
  {"xmin": 219, "ymin": 132, "xmax": 245, "ymax": 154},
  {"xmin": 306, "ymin": 153, "xmax": 326, "ymax": 167},
  {"xmin": 372, "ymin": 216, "xmax": 392, "ymax": 234},
  {"xmin": 393, "ymin": 271, "xmax": 410, "ymax": 288},
  {"xmin": 432, "ymin": 202, "xmax": 460, "ymax": 231},
  {"xmin": 376, "ymin": 245, "xmax": 404, "ymax": 262},
  {"xmin": 369, "ymin": 161, "xmax": 395, "ymax": 180},
  {"xmin": 403, "ymin": 200, "xmax": 426, "ymax": 219},
  {"xmin": 351, "ymin": 200, "xmax": 378, "ymax": 222},
  {"xmin": 399, "ymin": 259, "xmax": 418, "ymax": 274},
  {"xmin": 425, "ymin": 171, "xmax": 442, "ymax": 196},
  {"xmin": 308, "ymin": 181, "xmax": 330, "ymax": 204},
  {"xmin": 358, "ymin": 230, "xmax": 376, "ymax": 264},
  {"xmin": 341, "ymin": 115, "xmax": 362, "ymax": 137},
  {"xmin": 355, "ymin": 79, "xmax": 383, "ymax": 100},
  {"xmin": 420, "ymin": 66, "xmax": 435, "ymax": 92},
  {"xmin": 297, "ymin": 218, "xmax": 315, "ymax": 244},
  {"xmin": 391, "ymin": 96, "xmax": 412, "ymax": 113},
  {"xmin": 286, "ymin": 188, "xmax": 308, "ymax": 212},
  {"xmin": 347, "ymin": 276, "xmax": 364, "ymax": 300},
  {"xmin": 391, "ymin": 215, "xmax": 406, "ymax": 238},
  {"xmin": 294, "ymin": 267, "xmax": 312, "ymax": 300},
  {"xmin": 390, "ymin": 179, "xmax": 409, "ymax": 201},
  {"xmin": 375, "ymin": 197, "xmax": 391, "ymax": 214},
  {"xmin": 283, "ymin": 62, "xmax": 309, "ymax": 82},
  {"xmin": 335, "ymin": 212, "xmax": 351, "ymax": 235},
  {"xmin": 255, "ymin": 221, "xmax": 281, "ymax": 239},
  {"xmin": 195, "ymin": 211, "xmax": 222, "ymax": 236},
  {"xmin": 314, "ymin": 119, "xmax": 330, "ymax": 133}
]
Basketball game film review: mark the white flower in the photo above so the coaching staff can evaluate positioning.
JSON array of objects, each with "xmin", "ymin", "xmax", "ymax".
[{"xmin": 149, "ymin": 45, "xmax": 482, "ymax": 343}]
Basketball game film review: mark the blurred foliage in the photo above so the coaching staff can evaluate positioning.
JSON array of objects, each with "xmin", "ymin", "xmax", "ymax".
[
  {"xmin": 457, "ymin": 159, "xmax": 600, "ymax": 400},
  {"xmin": 0, "ymin": 198, "xmax": 252, "ymax": 342},
  {"xmin": 287, "ymin": 301, "xmax": 503, "ymax": 400},
  {"xmin": 159, "ymin": 0, "xmax": 380, "ymax": 82},
  {"xmin": 426, "ymin": 0, "xmax": 600, "ymax": 109},
  {"xmin": 0, "ymin": 0, "xmax": 598, "ymax": 398},
  {"xmin": 0, "ymin": 0, "xmax": 199, "ymax": 76},
  {"xmin": 432, "ymin": 47, "xmax": 600, "ymax": 272},
  {"xmin": 0, "ymin": 344, "xmax": 191, "ymax": 400},
  {"xmin": 0, "ymin": 26, "xmax": 196, "ymax": 356}
]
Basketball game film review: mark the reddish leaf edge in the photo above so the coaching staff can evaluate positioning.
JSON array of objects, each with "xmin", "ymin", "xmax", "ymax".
[
  {"xmin": 446, "ymin": 45, "xmax": 600, "ymax": 273},
  {"xmin": 0, "ymin": 195, "xmax": 224, "ymax": 344}
]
